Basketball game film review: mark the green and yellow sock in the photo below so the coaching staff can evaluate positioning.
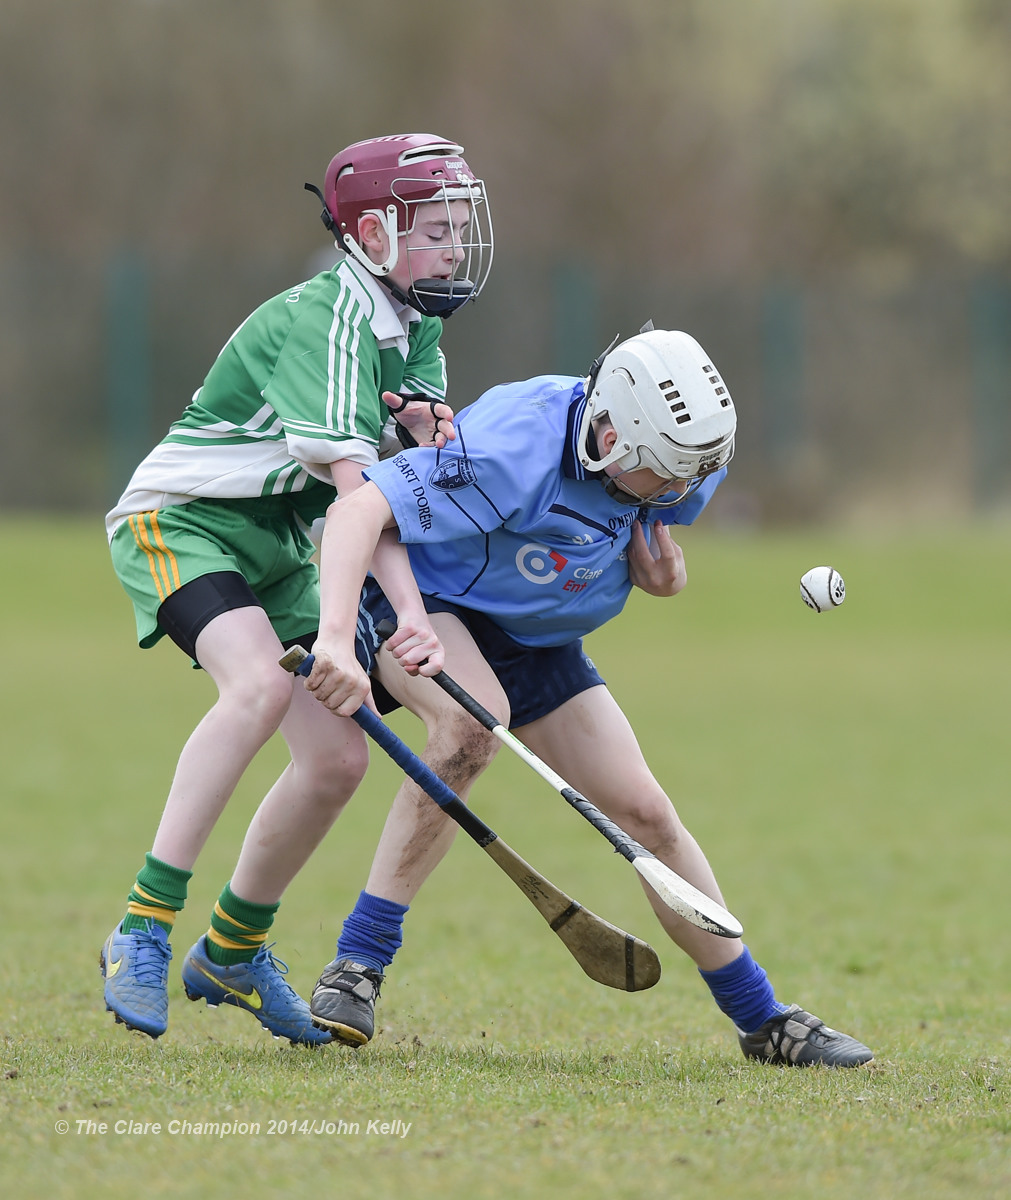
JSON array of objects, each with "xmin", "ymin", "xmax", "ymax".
[
  {"xmin": 204, "ymin": 883, "xmax": 280, "ymax": 966},
  {"xmin": 122, "ymin": 852, "xmax": 192, "ymax": 935}
]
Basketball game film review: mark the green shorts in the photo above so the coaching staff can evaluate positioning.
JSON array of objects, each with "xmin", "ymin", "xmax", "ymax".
[{"xmin": 110, "ymin": 495, "xmax": 321, "ymax": 650}]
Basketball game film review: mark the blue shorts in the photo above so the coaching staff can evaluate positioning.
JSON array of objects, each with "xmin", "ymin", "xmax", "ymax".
[{"xmin": 356, "ymin": 578, "xmax": 606, "ymax": 729}]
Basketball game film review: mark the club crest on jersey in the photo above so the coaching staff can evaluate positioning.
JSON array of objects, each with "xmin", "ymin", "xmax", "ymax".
[{"xmin": 429, "ymin": 457, "xmax": 478, "ymax": 492}]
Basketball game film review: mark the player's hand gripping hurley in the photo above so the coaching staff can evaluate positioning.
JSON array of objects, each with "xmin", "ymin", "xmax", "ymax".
[
  {"xmin": 279, "ymin": 645, "xmax": 661, "ymax": 992},
  {"xmin": 372, "ymin": 621, "xmax": 743, "ymax": 939}
]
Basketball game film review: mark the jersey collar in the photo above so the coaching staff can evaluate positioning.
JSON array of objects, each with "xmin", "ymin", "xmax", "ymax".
[
  {"xmin": 562, "ymin": 383, "xmax": 605, "ymax": 482},
  {"xmin": 342, "ymin": 257, "xmax": 422, "ymax": 349}
]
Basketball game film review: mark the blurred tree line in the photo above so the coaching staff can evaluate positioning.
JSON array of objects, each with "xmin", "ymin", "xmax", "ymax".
[{"xmin": 2, "ymin": 0, "xmax": 1010, "ymax": 519}]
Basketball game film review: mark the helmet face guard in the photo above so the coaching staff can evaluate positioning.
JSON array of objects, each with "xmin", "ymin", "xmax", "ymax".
[
  {"xmin": 578, "ymin": 329, "xmax": 737, "ymax": 506},
  {"xmin": 375, "ymin": 174, "xmax": 493, "ymax": 318},
  {"xmin": 307, "ymin": 134, "xmax": 493, "ymax": 317}
]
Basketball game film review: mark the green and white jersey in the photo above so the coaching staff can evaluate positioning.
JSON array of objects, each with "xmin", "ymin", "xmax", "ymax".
[{"xmin": 106, "ymin": 257, "xmax": 447, "ymax": 539}]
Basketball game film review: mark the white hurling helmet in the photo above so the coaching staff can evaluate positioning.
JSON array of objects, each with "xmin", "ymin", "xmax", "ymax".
[{"xmin": 577, "ymin": 329, "xmax": 737, "ymax": 506}]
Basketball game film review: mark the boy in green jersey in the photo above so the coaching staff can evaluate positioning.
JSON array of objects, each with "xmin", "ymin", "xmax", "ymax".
[{"xmin": 100, "ymin": 134, "xmax": 493, "ymax": 1044}]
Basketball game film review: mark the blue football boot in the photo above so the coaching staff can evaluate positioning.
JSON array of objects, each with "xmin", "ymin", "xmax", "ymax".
[
  {"xmin": 181, "ymin": 937, "xmax": 332, "ymax": 1047},
  {"xmin": 100, "ymin": 920, "xmax": 172, "ymax": 1039}
]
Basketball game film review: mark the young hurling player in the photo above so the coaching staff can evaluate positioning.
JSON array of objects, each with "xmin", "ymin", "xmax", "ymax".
[
  {"xmin": 296, "ymin": 329, "xmax": 874, "ymax": 1067},
  {"xmin": 100, "ymin": 134, "xmax": 493, "ymax": 1045}
]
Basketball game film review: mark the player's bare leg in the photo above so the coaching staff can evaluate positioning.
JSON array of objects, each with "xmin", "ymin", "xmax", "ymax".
[
  {"xmin": 359, "ymin": 613, "xmax": 510, "ymax": 902},
  {"xmin": 148, "ymin": 607, "xmax": 305, "ymax": 869},
  {"xmin": 228, "ymin": 682, "xmax": 369, "ymax": 903},
  {"xmin": 515, "ymin": 684, "xmax": 741, "ymax": 972}
]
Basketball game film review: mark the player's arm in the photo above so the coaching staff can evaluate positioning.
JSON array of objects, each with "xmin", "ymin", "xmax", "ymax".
[
  {"xmin": 627, "ymin": 519, "xmax": 688, "ymax": 597},
  {"xmin": 333, "ymin": 455, "xmax": 445, "ymax": 675},
  {"xmin": 301, "ymin": 475, "xmax": 395, "ymax": 716},
  {"xmin": 302, "ymin": 465, "xmax": 442, "ymax": 716},
  {"xmin": 367, "ymin": 520, "xmax": 445, "ymax": 674}
]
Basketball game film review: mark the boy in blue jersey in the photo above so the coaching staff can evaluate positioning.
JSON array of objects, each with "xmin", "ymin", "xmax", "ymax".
[
  {"xmin": 99, "ymin": 134, "xmax": 493, "ymax": 1046},
  {"xmin": 298, "ymin": 328, "xmax": 873, "ymax": 1067}
]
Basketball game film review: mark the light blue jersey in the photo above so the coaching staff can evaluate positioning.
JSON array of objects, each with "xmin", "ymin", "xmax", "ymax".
[{"xmin": 364, "ymin": 375, "xmax": 725, "ymax": 647}]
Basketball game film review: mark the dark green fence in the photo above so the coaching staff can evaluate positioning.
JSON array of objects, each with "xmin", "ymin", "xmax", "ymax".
[{"xmin": 1, "ymin": 253, "xmax": 1007, "ymax": 522}]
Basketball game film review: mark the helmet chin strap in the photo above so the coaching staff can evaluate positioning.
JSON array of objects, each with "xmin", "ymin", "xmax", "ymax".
[
  {"xmin": 378, "ymin": 275, "xmax": 414, "ymax": 309},
  {"xmin": 602, "ymin": 476, "xmax": 642, "ymax": 506}
]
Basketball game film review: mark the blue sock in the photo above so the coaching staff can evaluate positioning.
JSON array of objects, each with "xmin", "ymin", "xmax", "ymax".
[
  {"xmin": 336, "ymin": 890, "xmax": 409, "ymax": 973},
  {"xmin": 698, "ymin": 946, "xmax": 788, "ymax": 1034}
]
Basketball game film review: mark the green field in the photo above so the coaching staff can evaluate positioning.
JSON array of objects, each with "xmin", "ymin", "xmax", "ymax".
[{"xmin": 1, "ymin": 516, "xmax": 1008, "ymax": 1199}]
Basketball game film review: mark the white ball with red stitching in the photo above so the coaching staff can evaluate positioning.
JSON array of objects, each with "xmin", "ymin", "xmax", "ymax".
[{"xmin": 800, "ymin": 566, "xmax": 845, "ymax": 612}]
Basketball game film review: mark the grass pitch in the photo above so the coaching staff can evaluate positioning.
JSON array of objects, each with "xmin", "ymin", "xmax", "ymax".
[{"xmin": 1, "ymin": 516, "xmax": 1008, "ymax": 1199}]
